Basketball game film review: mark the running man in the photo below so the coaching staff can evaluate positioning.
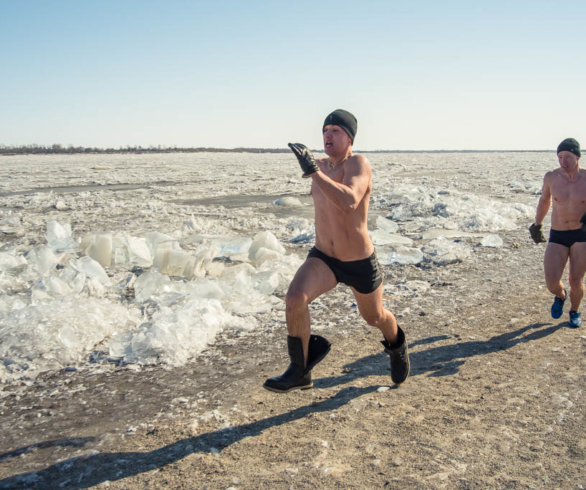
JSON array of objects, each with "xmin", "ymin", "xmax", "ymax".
[
  {"xmin": 263, "ymin": 109, "xmax": 410, "ymax": 393},
  {"xmin": 530, "ymin": 137, "xmax": 585, "ymax": 327}
]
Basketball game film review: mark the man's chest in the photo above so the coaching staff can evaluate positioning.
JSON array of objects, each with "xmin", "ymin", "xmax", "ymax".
[
  {"xmin": 551, "ymin": 178, "xmax": 586, "ymax": 203},
  {"xmin": 311, "ymin": 167, "xmax": 344, "ymax": 197}
]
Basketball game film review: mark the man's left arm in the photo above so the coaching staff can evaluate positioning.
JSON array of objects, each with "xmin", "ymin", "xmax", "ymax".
[{"xmin": 311, "ymin": 155, "xmax": 371, "ymax": 213}]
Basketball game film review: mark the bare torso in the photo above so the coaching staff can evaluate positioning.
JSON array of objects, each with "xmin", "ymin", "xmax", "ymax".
[
  {"xmin": 311, "ymin": 155, "xmax": 373, "ymax": 261},
  {"xmin": 546, "ymin": 168, "xmax": 586, "ymax": 230}
]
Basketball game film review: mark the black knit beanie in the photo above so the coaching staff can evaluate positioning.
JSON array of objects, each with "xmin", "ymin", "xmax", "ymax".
[
  {"xmin": 323, "ymin": 109, "xmax": 357, "ymax": 143},
  {"xmin": 557, "ymin": 138, "xmax": 581, "ymax": 157}
]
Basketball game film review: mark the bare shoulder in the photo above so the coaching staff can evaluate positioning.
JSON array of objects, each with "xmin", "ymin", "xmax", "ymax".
[
  {"xmin": 350, "ymin": 153, "xmax": 370, "ymax": 165},
  {"xmin": 345, "ymin": 153, "xmax": 371, "ymax": 174},
  {"xmin": 544, "ymin": 169, "xmax": 559, "ymax": 183}
]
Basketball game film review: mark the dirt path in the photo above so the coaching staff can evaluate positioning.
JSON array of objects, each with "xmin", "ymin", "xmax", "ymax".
[{"xmin": 1, "ymin": 229, "xmax": 585, "ymax": 489}]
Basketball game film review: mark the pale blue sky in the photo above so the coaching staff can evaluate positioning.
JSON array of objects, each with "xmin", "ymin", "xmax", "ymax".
[{"xmin": 1, "ymin": 0, "xmax": 584, "ymax": 150}]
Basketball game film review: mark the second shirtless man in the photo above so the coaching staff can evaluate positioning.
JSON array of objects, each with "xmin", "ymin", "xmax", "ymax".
[
  {"xmin": 263, "ymin": 109, "xmax": 410, "ymax": 393},
  {"xmin": 530, "ymin": 137, "xmax": 585, "ymax": 328}
]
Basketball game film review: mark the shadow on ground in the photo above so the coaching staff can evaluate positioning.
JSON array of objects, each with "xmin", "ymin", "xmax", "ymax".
[
  {"xmin": 0, "ymin": 385, "xmax": 381, "ymax": 489},
  {"xmin": 0, "ymin": 321, "xmax": 562, "ymax": 489},
  {"xmin": 317, "ymin": 321, "xmax": 559, "ymax": 388}
]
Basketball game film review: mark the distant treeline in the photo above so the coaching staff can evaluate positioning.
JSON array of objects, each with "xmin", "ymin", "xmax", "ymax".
[
  {"xmin": 0, "ymin": 144, "xmax": 291, "ymax": 156},
  {"xmin": 0, "ymin": 144, "xmax": 552, "ymax": 156}
]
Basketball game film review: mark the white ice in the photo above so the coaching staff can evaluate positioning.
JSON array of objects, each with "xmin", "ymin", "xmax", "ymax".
[
  {"xmin": 0, "ymin": 211, "xmax": 296, "ymax": 382},
  {"xmin": 0, "ymin": 151, "xmax": 551, "ymax": 383},
  {"xmin": 480, "ymin": 234, "xmax": 504, "ymax": 248},
  {"xmin": 374, "ymin": 183, "xmax": 533, "ymax": 233}
]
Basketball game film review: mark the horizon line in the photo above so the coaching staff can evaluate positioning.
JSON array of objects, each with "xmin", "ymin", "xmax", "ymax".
[{"xmin": 0, "ymin": 145, "xmax": 555, "ymax": 155}]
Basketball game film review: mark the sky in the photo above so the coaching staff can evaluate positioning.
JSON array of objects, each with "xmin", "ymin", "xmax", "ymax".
[{"xmin": 1, "ymin": 0, "xmax": 585, "ymax": 151}]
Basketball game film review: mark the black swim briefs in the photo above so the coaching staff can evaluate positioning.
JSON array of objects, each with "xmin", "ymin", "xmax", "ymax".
[
  {"xmin": 307, "ymin": 246, "xmax": 383, "ymax": 294},
  {"xmin": 549, "ymin": 228, "xmax": 586, "ymax": 248}
]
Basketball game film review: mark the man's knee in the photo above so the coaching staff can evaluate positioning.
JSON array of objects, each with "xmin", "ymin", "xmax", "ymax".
[
  {"xmin": 545, "ymin": 275, "xmax": 563, "ymax": 292},
  {"xmin": 569, "ymin": 275, "xmax": 585, "ymax": 291},
  {"xmin": 361, "ymin": 309, "xmax": 385, "ymax": 327},
  {"xmin": 285, "ymin": 288, "xmax": 309, "ymax": 312}
]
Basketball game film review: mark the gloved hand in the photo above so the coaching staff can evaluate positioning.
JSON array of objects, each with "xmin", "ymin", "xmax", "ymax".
[
  {"xmin": 288, "ymin": 143, "xmax": 319, "ymax": 178},
  {"xmin": 580, "ymin": 212, "xmax": 586, "ymax": 232},
  {"xmin": 529, "ymin": 223, "xmax": 546, "ymax": 244}
]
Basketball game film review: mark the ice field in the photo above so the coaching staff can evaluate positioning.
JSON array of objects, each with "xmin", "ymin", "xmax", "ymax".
[{"xmin": 0, "ymin": 151, "xmax": 553, "ymax": 384}]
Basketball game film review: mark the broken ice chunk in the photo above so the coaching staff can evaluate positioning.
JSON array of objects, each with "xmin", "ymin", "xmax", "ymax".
[
  {"xmin": 26, "ymin": 245, "xmax": 59, "ymax": 276},
  {"xmin": 112, "ymin": 236, "xmax": 152, "ymax": 268},
  {"xmin": 371, "ymin": 230, "xmax": 413, "ymax": 246},
  {"xmin": 423, "ymin": 237, "xmax": 471, "ymax": 265},
  {"xmin": 0, "ymin": 216, "xmax": 25, "ymax": 237},
  {"xmin": 133, "ymin": 271, "xmax": 172, "ymax": 302},
  {"xmin": 71, "ymin": 256, "xmax": 111, "ymax": 284},
  {"xmin": 59, "ymin": 263, "xmax": 86, "ymax": 294},
  {"xmin": 81, "ymin": 233, "xmax": 112, "ymax": 267},
  {"xmin": 0, "ymin": 252, "xmax": 26, "ymax": 272},
  {"xmin": 480, "ymin": 234, "xmax": 503, "ymax": 248},
  {"xmin": 46, "ymin": 220, "xmax": 77, "ymax": 253},
  {"xmin": 377, "ymin": 246, "xmax": 424, "ymax": 265},
  {"xmin": 156, "ymin": 249, "xmax": 196, "ymax": 278},
  {"xmin": 145, "ymin": 231, "xmax": 180, "ymax": 257},
  {"xmin": 248, "ymin": 231, "xmax": 285, "ymax": 263},
  {"xmin": 127, "ymin": 237, "xmax": 154, "ymax": 267},
  {"xmin": 108, "ymin": 299, "xmax": 235, "ymax": 365},
  {"xmin": 45, "ymin": 276, "xmax": 73, "ymax": 297},
  {"xmin": 182, "ymin": 234, "xmax": 252, "ymax": 256},
  {"xmin": 253, "ymin": 270, "xmax": 280, "ymax": 295},
  {"xmin": 376, "ymin": 216, "xmax": 399, "ymax": 233}
]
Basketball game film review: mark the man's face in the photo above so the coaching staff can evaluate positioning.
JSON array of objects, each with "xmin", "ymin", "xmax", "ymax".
[
  {"xmin": 558, "ymin": 151, "xmax": 580, "ymax": 173},
  {"xmin": 323, "ymin": 124, "xmax": 351, "ymax": 155}
]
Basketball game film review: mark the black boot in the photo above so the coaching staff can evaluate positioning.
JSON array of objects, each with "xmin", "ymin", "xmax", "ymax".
[
  {"xmin": 263, "ymin": 335, "xmax": 331, "ymax": 393},
  {"xmin": 381, "ymin": 326, "xmax": 410, "ymax": 385}
]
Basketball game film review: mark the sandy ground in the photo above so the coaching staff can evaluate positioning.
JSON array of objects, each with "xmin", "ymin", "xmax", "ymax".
[
  {"xmin": 0, "ymin": 152, "xmax": 585, "ymax": 489},
  {"xmin": 1, "ymin": 223, "xmax": 585, "ymax": 489}
]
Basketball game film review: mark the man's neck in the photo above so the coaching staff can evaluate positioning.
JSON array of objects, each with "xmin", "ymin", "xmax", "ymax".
[
  {"xmin": 328, "ymin": 149, "xmax": 353, "ymax": 168},
  {"xmin": 563, "ymin": 167, "xmax": 581, "ymax": 181}
]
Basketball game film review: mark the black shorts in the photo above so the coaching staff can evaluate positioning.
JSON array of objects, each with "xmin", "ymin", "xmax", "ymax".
[
  {"xmin": 549, "ymin": 228, "xmax": 586, "ymax": 248},
  {"xmin": 307, "ymin": 246, "xmax": 383, "ymax": 294}
]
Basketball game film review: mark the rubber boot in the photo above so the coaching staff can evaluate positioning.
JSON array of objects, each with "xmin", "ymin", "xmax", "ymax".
[
  {"xmin": 306, "ymin": 334, "xmax": 331, "ymax": 372},
  {"xmin": 381, "ymin": 326, "xmax": 410, "ymax": 385},
  {"xmin": 263, "ymin": 334, "xmax": 331, "ymax": 393}
]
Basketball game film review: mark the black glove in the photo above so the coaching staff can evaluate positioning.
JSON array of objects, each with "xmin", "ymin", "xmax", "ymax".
[
  {"xmin": 529, "ymin": 223, "xmax": 546, "ymax": 244},
  {"xmin": 288, "ymin": 143, "xmax": 319, "ymax": 178},
  {"xmin": 580, "ymin": 212, "xmax": 586, "ymax": 232}
]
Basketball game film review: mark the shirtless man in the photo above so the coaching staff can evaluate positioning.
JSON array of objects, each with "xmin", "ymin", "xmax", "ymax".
[
  {"xmin": 263, "ymin": 109, "xmax": 410, "ymax": 393},
  {"xmin": 530, "ymin": 137, "xmax": 585, "ymax": 328}
]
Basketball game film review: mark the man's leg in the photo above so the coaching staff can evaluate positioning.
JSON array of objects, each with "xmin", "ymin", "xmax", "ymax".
[
  {"xmin": 286, "ymin": 258, "xmax": 337, "ymax": 364},
  {"xmin": 544, "ymin": 242, "xmax": 570, "ymax": 298},
  {"xmin": 352, "ymin": 284, "xmax": 409, "ymax": 384},
  {"xmin": 351, "ymin": 283, "xmax": 398, "ymax": 343},
  {"xmin": 568, "ymin": 242, "xmax": 586, "ymax": 312},
  {"xmin": 263, "ymin": 258, "xmax": 337, "ymax": 392}
]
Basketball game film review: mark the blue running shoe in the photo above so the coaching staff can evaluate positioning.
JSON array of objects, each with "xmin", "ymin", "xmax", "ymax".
[
  {"xmin": 551, "ymin": 289, "xmax": 567, "ymax": 319},
  {"xmin": 569, "ymin": 310, "xmax": 582, "ymax": 328}
]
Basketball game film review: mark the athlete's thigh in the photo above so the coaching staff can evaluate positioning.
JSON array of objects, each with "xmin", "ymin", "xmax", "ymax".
[
  {"xmin": 351, "ymin": 283, "xmax": 385, "ymax": 320},
  {"xmin": 568, "ymin": 242, "xmax": 586, "ymax": 283},
  {"xmin": 544, "ymin": 242, "xmax": 570, "ymax": 283},
  {"xmin": 287, "ymin": 257, "xmax": 338, "ymax": 303}
]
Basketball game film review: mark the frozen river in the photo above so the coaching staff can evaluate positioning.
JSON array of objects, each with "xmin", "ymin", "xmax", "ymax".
[{"xmin": 0, "ymin": 151, "xmax": 554, "ymax": 385}]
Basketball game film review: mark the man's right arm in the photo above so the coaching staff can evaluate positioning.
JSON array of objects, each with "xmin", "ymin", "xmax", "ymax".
[
  {"xmin": 535, "ymin": 173, "xmax": 552, "ymax": 225},
  {"xmin": 529, "ymin": 173, "xmax": 552, "ymax": 244}
]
